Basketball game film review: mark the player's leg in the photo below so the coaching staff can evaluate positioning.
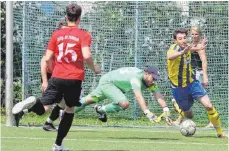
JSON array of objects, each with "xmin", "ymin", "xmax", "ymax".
[
  {"xmin": 74, "ymin": 85, "xmax": 105, "ymax": 113},
  {"xmin": 171, "ymin": 98, "xmax": 184, "ymax": 125},
  {"xmin": 43, "ymin": 103, "xmax": 64, "ymax": 131},
  {"xmin": 93, "ymin": 83, "xmax": 129, "ymax": 123},
  {"xmin": 12, "ymin": 78, "xmax": 61, "ymax": 127},
  {"xmin": 171, "ymin": 85, "xmax": 195, "ymax": 122},
  {"xmin": 197, "ymin": 70, "xmax": 213, "ymax": 128},
  {"xmin": 95, "ymin": 83, "xmax": 129, "ymax": 114},
  {"xmin": 171, "ymin": 87, "xmax": 188, "ymax": 118},
  {"xmin": 192, "ymin": 80, "xmax": 227, "ymax": 138},
  {"xmin": 54, "ymin": 79, "xmax": 82, "ymax": 150},
  {"xmin": 198, "ymin": 95, "xmax": 226, "ymax": 138}
]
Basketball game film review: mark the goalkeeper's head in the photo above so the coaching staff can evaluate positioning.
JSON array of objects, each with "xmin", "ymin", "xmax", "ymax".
[
  {"xmin": 143, "ymin": 66, "xmax": 160, "ymax": 87},
  {"xmin": 66, "ymin": 4, "xmax": 82, "ymax": 24}
]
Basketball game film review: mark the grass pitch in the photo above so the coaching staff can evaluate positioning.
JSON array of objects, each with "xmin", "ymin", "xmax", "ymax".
[{"xmin": 1, "ymin": 125, "xmax": 228, "ymax": 151}]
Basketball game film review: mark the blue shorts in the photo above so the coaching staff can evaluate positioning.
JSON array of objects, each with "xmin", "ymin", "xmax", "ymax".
[{"xmin": 172, "ymin": 80, "xmax": 207, "ymax": 112}]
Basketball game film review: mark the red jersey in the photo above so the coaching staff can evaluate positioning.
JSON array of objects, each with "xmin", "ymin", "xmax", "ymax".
[{"xmin": 47, "ymin": 26, "xmax": 91, "ymax": 80}]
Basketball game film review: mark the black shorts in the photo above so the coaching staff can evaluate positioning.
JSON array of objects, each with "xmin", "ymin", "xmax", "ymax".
[{"xmin": 41, "ymin": 77, "xmax": 82, "ymax": 107}]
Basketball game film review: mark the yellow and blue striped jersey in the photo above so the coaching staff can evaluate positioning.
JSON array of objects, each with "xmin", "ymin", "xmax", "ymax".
[{"xmin": 167, "ymin": 43, "xmax": 195, "ymax": 87}]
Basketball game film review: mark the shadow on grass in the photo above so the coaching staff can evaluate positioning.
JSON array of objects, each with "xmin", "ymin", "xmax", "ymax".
[
  {"xmin": 193, "ymin": 135, "xmax": 217, "ymax": 138},
  {"xmin": 69, "ymin": 130, "xmax": 103, "ymax": 133},
  {"xmin": 73, "ymin": 150, "xmax": 129, "ymax": 151},
  {"xmin": 106, "ymin": 137, "xmax": 179, "ymax": 141}
]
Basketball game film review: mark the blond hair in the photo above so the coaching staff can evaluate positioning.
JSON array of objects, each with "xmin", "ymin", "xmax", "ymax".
[{"xmin": 190, "ymin": 26, "xmax": 202, "ymax": 36}]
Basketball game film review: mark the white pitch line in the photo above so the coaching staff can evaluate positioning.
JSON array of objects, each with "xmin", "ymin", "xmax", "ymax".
[
  {"xmin": 1, "ymin": 136, "xmax": 227, "ymax": 146},
  {"xmin": 9, "ymin": 125, "xmax": 220, "ymax": 134}
]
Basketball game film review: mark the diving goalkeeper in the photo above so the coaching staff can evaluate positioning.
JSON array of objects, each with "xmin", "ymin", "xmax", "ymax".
[{"xmin": 75, "ymin": 66, "xmax": 173, "ymax": 125}]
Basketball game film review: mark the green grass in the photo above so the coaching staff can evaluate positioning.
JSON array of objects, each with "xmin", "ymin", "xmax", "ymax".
[{"xmin": 1, "ymin": 125, "xmax": 228, "ymax": 151}]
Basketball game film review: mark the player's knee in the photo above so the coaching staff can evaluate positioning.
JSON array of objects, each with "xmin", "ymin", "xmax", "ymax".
[
  {"xmin": 205, "ymin": 103, "xmax": 213, "ymax": 111},
  {"xmin": 65, "ymin": 106, "xmax": 75, "ymax": 113},
  {"xmin": 119, "ymin": 101, "xmax": 130, "ymax": 110}
]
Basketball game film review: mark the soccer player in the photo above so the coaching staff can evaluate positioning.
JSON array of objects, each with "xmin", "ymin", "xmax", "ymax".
[
  {"xmin": 14, "ymin": 21, "xmax": 66, "ymax": 130},
  {"xmin": 167, "ymin": 28, "xmax": 227, "ymax": 138},
  {"xmin": 75, "ymin": 66, "xmax": 173, "ymax": 125},
  {"xmin": 14, "ymin": 21, "xmax": 67, "ymax": 131},
  {"xmin": 172, "ymin": 27, "xmax": 213, "ymax": 128},
  {"xmin": 40, "ymin": 54, "xmax": 65, "ymax": 131},
  {"xmin": 12, "ymin": 4, "xmax": 101, "ymax": 151}
]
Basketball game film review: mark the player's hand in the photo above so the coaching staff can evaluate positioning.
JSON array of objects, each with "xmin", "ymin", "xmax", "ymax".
[
  {"xmin": 181, "ymin": 45, "xmax": 191, "ymax": 54},
  {"xmin": 41, "ymin": 82, "xmax": 48, "ymax": 93},
  {"xmin": 201, "ymin": 36, "xmax": 208, "ymax": 45},
  {"xmin": 94, "ymin": 65, "xmax": 101, "ymax": 74},
  {"xmin": 164, "ymin": 111, "xmax": 173, "ymax": 126},
  {"xmin": 202, "ymin": 77, "xmax": 208, "ymax": 88},
  {"xmin": 145, "ymin": 112, "xmax": 157, "ymax": 123},
  {"xmin": 199, "ymin": 36, "xmax": 208, "ymax": 50}
]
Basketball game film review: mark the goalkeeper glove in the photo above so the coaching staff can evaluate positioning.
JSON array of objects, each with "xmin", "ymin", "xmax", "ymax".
[
  {"xmin": 155, "ymin": 111, "xmax": 173, "ymax": 126},
  {"xmin": 164, "ymin": 111, "xmax": 173, "ymax": 126},
  {"xmin": 145, "ymin": 112, "xmax": 157, "ymax": 123}
]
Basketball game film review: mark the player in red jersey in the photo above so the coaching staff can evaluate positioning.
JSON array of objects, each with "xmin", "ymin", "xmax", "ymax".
[
  {"xmin": 12, "ymin": 4, "xmax": 100, "ymax": 151},
  {"xmin": 13, "ymin": 21, "xmax": 67, "ymax": 131},
  {"xmin": 40, "ymin": 50, "xmax": 66, "ymax": 132},
  {"xmin": 40, "ymin": 21, "xmax": 66, "ymax": 131}
]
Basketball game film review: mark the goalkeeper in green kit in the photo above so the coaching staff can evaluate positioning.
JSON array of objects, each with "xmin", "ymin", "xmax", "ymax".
[{"xmin": 75, "ymin": 66, "xmax": 173, "ymax": 124}]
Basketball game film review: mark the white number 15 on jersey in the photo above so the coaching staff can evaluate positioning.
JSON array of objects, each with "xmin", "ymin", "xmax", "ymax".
[{"xmin": 57, "ymin": 42, "xmax": 77, "ymax": 63}]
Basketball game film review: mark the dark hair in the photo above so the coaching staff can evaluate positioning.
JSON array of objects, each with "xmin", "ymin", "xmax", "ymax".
[
  {"xmin": 66, "ymin": 4, "xmax": 82, "ymax": 22},
  {"xmin": 58, "ymin": 20, "xmax": 67, "ymax": 29},
  {"xmin": 173, "ymin": 28, "xmax": 188, "ymax": 39}
]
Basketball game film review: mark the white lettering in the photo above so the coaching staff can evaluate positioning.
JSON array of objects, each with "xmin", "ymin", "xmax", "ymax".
[{"xmin": 57, "ymin": 36, "xmax": 79, "ymax": 42}]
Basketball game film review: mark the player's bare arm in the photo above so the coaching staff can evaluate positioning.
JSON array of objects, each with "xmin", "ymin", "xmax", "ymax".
[
  {"xmin": 153, "ymin": 91, "xmax": 167, "ymax": 108},
  {"xmin": 40, "ymin": 56, "xmax": 49, "ymax": 92},
  {"xmin": 82, "ymin": 46, "xmax": 101, "ymax": 74},
  {"xmin": 133, "ymin": 90, "xmax": 148, "ymax": 111},
  {"xmin": 190, "ymin": 43, "xmax": 207, "ymax": 52},
  {"xmin": 133, "ymin": 90, "xmax": 157, "ymax": 122},
  {"xmin": 45, "ymin": 49, "xmax": 54, "ymax": 73},
  {"xmin": 198, "ymin": 49, "xmax": 208, "ymax": 87},
  {"xmin": 153, "ymin": 91, "xmax": 173, "ymax": 125},
  {"xmin": 167, "ymin": 45, "xmax": 191, "ymax": 60}
]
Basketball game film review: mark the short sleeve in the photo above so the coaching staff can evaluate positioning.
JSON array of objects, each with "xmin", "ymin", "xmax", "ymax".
[
  {"xmin": 81, "ymin": 32, "xmax": 92, "ymax": 47},
  {"xmin": 167, "ymin": 49, "xmax": 174, "ymax": 56},
  {"xmin": 130, "ymin": 78, "xmax": 142, "ymax": 92},
  {"xmin": 167, "ymin": 44, "xmax": 179, "ymax": 55},
  {"xmin": 149, "ymin": 84, "xmax": 160, "ymax": 93}
]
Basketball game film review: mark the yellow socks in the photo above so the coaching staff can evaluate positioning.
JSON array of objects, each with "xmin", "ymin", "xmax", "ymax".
[
  {"xmin": 207, "ymin": 107, "xmax": 223, "ymax": 135},
  {"xmin": 173, "ymin": 102, "xmax": 185, "ymax": 118}
]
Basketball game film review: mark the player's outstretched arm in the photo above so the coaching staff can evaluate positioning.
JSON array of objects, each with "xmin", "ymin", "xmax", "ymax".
[
  {"xmin": 153, "ymin": 92, "xmax": 173, "ymax": 125},
  {"xmin": 133, "ymin": 90, "xmax": 157, "ymax": 123},
  {"xmin": 167, "ymin": 45, "xmax": 191, "ymax": 60}
]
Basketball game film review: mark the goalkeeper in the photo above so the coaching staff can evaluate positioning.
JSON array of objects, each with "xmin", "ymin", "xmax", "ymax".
[{"xmin": 75, "ymin": 66, "xmax": 173, "ymax": 125}]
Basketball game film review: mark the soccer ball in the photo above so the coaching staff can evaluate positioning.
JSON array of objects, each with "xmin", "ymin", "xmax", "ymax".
[{"xmin": 180, "ymin": 119, "xmax": 196, "ymax": 137}]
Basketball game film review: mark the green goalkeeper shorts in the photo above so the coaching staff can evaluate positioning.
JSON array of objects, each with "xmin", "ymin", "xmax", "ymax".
[{"xmin": 88, "ymin": 82, "xmax": 127, "ymax": 104}]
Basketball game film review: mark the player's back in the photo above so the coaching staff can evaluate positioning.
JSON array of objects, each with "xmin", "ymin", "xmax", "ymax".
[
  {"xmin": 103, "ymin": 67, "xmax": 144, "ymax": 92},
  {"xmin": 48, "ymin": 26, "xmax": 91, "ymax": 80}
]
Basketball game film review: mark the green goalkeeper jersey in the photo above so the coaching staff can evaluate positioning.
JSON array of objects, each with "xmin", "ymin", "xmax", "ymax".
[{"xmin": 102, "ymin": 67, "xmax": 159, "ymax": 93}]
